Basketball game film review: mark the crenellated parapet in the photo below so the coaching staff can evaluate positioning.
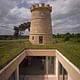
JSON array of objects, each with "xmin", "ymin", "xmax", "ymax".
[{"xmin": 30, "ymin": 3, "xmax": 52, "ymax": 12}]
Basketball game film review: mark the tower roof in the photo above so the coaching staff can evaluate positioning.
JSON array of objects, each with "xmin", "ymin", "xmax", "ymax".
[{"xmin": 30, "ymin": 3, "xmax": 52, "ymax": 12}]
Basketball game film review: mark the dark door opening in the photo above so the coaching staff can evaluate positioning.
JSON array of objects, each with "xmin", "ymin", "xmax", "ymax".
[
  {"xmin": 19, "ymin": 56, "xmax": 46, "ymax": 75},
  {"xmin": 19, "ymin": 56, "xmax": 56, "ymax": 80},
  {"xmin": 19, "ymin": 56, "xmax": 55, "ymax": 75},
  {"xmin": 39, "ymin": 36, "xmax": 43, "ymax": 44}
]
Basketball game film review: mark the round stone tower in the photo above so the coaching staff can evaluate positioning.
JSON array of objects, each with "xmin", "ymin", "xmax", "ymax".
[{"xmin": 29, "ymin": 3, "xmax": 53, "ymax": 45}]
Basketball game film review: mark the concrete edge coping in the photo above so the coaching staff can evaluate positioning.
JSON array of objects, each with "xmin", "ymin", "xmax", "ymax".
[
  {"xmin": 26, "ymin": 49, "xmax": 57, "ymax": 51},
  {"xmin": 56, "ymin": 50, "xmax": 80, "ymax": 74},
  {"xmin": 0, "ymin": 49, "xmax": 80, "ymax": 75}
]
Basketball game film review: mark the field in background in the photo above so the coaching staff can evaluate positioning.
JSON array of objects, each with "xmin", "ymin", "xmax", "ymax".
[{"xmin": 0, "ymin": 38, "xmax": 80, "ymax": 70}]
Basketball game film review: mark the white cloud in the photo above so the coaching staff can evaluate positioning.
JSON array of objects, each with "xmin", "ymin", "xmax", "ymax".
[
  {"xmin": 0, "ymin": 0, "xmax": 80, "ymax": 35},
  {"xmin": 24, "ymin": 29, "xmax": 30, "ymax": 35},
  {"xmin": 0, "ymin": 0, "xmax": 31, "ymax": 35},
  {"xmin": 7, "ymin": 6, "xmax": 31, "ymax": 22},
  {"xmin": 50, "ymin": 0, "xmax": 80, "ymax": 33}
]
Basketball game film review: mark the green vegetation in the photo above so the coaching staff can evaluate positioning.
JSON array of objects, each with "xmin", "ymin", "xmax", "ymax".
[
  {"xmin": 0, "ymin": 38, "xmax": 80, "ymax": 70},
  {"xmin": 0, "ymin": 39, "xmax": 28, "ymax": 69},
  {"xmin": 14, "ymin": 22, "xmax": 30, "ymax": 38}
]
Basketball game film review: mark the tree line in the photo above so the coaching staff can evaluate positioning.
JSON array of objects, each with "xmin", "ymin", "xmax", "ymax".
[{"xmin": 53, "ymin": 33, "xmax": 80, "ymax": 42}]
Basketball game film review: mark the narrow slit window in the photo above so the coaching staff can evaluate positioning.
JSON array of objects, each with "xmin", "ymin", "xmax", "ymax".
[
  {"xmin": 39, "ymin": 36, "xmax": 43, "ymax": 44},
  {"xmin": 32, "ymin": 36, "xmax": 34, "ymax": 40}
]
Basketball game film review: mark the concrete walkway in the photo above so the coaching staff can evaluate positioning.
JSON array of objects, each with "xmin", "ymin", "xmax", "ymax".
[{"xmin": 20, "ymin": 75, "xmax": 57, "ymax": 80}]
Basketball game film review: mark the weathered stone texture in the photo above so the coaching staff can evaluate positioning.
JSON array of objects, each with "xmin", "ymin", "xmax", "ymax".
[{"xmin": 29, "ymin": 4, "xmax": 53, "ymax": 44}]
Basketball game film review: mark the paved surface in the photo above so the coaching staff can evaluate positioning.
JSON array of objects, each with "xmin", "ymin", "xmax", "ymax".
[{"xmin": 20, "ymin": 75, "xmax": 57, "ymax": 80}]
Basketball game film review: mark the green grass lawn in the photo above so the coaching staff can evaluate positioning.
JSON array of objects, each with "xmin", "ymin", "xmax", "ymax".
[{"xmin": 0, "ymin": 38, "xmax": 80, "ymax": 69}]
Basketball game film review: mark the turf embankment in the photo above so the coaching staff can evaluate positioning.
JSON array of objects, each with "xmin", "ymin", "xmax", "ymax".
[{"xmin": 0, "ymin": 39, "xmax": 80, "ymax": 69}]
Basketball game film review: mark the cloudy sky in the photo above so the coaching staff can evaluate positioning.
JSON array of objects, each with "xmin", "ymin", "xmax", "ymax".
[{"xmin": 0, "ymin": 0, "xmax": 80, "ymax": 35}]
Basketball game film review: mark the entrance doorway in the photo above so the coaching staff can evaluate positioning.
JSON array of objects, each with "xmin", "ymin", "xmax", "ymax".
[
  {"xmin": 39, "ymin": 36, "xmax": 43, "ymax": 44},
  {"xmin": 19, "ymin": 56, "xmax": 56, "ymax": 80},
  {"xmin": 19, "ymin": 56, "xmax": 46, "ymax": 75}
]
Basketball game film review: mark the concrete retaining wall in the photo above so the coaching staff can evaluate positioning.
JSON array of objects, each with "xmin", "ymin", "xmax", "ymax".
[{"xmin": 0, "ymin": 49, "xmax": 80, "ymax": 80}]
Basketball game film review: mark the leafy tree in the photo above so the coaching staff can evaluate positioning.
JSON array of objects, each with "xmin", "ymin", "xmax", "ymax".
[
  {"xmin": 64, "ymin": 33, "xmax": 70, "ymax": 42},
  {"xmin": 65, "ymin": 32, "xmax": 71, "ymax": 37},
  {"xmin": 14, "ymin": 26, "xmax": 19, "ymax": 39},
  {"xmin": 60, "ymin": 34, "xmax": 64, "ymax": 38},
  {"xmin": 19, "ymin": 24, "xmax": 25, "ymax": 37},
  {"xmin": 71, "ymin": 33, "xmax": 74, "ymax": 38},
  {"xmin": 57, "ymin": 33, "xmax": 61, "ymax": 38},
  {"xmin": 74, "ymin": 33, "xmax": 80, "ymax": 39},
  {"xmin": 13, "ymin": 22, "xmax": 31, "ymax": 38},
  {"xmin": 64, "ymin": 35, "xmax": 70, "ymax": 42},
  {"xmin": 23, "ymin": 22, "xmax": 30, "ymax": 31},
  {"xmin": 18, "ymin": 22, "xmax": 31, "ymax": 36},
  {"xmin": 74, "ymin": 33, "xmax": 80, "ymax": 42}
]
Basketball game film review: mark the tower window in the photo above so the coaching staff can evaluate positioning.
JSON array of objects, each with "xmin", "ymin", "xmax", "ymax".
[
  {"xmin": 40, "ymin": 10, "xmax": 44, "ymax": 15},
  {"xmin": 39, "ymin": 36, "xmax": 43, "ymax": 44},
  {"xmin": 32, "ymin": 36, "xmax": 34, "ymax": 40}
]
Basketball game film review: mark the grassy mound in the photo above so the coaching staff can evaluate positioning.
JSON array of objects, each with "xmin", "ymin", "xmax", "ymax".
[{"xmin": 0, "ymin": 38, "xmax": 80, "ymax": 69}]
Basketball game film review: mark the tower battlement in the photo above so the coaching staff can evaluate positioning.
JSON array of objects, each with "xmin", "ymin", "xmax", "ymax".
[{"xmin": 30, "ymin": 3, "xmax": 52, "ymax": 12}]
